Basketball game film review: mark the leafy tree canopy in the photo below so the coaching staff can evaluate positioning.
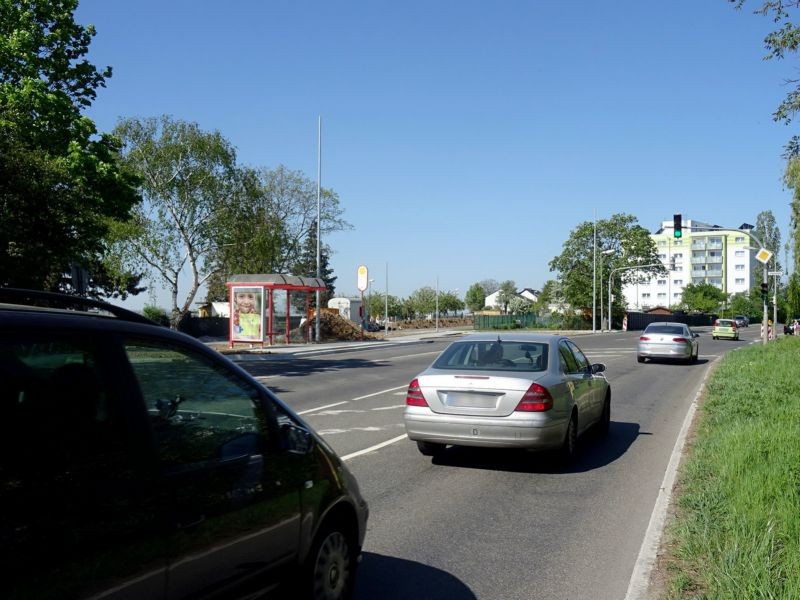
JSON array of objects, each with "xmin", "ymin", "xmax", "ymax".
[
  {"xmin": 549, "ymin": 213, "xmax": 664, "ymax": 312},
  {"xmin": 680, "ymin": 282, "xmax": 727, "ymax": 314},
  {"xmin": 0, "ymin": 0, "xmax": 141, "ymax": 295},
  {"xmin": 465, "ymin": 282, "xmax": 486, "ymax": 312},
  {"xmin": 113, "ymin": 115, "xmax": 239, "ymax": 328}
]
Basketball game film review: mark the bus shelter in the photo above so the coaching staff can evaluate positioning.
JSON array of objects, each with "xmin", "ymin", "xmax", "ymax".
[{"xmin": 226, "ymin": 274, "xmax": 327, "ymax": 348}]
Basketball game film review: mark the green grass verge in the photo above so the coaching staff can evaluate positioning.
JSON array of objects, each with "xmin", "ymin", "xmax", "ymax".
[{"xmin": 665, "ymin": 336, "xmax": 800, "ymax": 599}]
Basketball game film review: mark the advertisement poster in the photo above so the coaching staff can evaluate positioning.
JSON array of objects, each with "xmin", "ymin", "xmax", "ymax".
[{"xmin": 232, "ymin": 287, "xmax": 263, "ymax": 341}]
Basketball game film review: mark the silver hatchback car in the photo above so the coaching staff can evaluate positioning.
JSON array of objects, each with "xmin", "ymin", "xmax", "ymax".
[
  {"xmin": 403, "ymin": 333, "xmax": 610, "ymax": 462},
  {"xmin": 636, "ymin": 321, "xmax": 699, "ymax": 364}
]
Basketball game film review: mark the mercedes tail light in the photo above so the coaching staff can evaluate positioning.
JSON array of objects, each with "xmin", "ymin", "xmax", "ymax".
[
  {"xmin": 405, "ymin": 379, "xmax": 428, "ymax": 407},
  {"xmin": 639, "ymin": 336, "xmax": 650, "ymax": 341},
  {"xmin": 515, "ymin": 383, "xmax": 553, "ymax": 412}
]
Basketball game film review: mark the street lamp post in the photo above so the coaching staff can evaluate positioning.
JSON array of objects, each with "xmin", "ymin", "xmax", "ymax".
[
  {"xmin": 609, "ymin": 263, "xmax": 662, "ymax": 331},
  {"xmin": 367, "ymin": 278, "xmax": 375, "ymax": 325},
  {"xmin": 600, "ymin": 249, "xmax": 615, "ymax": 331}
]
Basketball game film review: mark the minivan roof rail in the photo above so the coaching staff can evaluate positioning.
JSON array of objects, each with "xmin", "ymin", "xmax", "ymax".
[{"xmin": 0, "ymin": 288, "xmax": 155, "ymax": 325}]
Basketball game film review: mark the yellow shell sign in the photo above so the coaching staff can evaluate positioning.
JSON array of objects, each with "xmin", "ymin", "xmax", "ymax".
[{"xmin": 357, "ymin": 265, "xmax": 368, "ymax": 291}]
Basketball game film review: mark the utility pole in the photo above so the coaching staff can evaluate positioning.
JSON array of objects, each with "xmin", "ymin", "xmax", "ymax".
[{"xmin": 315, "ymin": 116, "xmax": 321, "ymax": 343}]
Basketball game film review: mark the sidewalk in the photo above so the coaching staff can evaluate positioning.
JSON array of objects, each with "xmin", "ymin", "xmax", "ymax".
[{"xmin": 202, "ymin": 327, "xmax": 469, "ymax": 356}]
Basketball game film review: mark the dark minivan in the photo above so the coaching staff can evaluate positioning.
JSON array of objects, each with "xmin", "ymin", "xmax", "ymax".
[{"xmin": 0, "ymin": 289, "xmax": 368, "ymax": 600}]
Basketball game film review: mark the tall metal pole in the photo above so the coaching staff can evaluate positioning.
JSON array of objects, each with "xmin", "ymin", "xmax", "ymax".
[
  {"xmin": 384, "ymin": 262, "xmax": 389, "ymax": 336},
  {"xmin": 592, "ymin": 214, "xmax": 597, "ymax": 333},
  {"xmin": 763, "ymin": 263, "xmax": 769, "ymax": 345},
  {"xmin": 315, "ymin": 116, "xmax": 321, "ymax": 342},
  {"xmin": 435, "ymin": 275, "xmax": 439, "ymax": 332},
  {"xmin": 773, "ymin": 261, "xmax": 778, "ymax": 335}
]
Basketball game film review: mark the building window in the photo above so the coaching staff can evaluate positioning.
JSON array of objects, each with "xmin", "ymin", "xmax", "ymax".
[
  {"xmin": 657, "ymin": 280, "xmax": 667, "ymax": 286},
  {"xmin": 735, "ymin": 278, "xmax": 745, "ymax": 285},
  {"xmin": 658, "ymin": 253, "xmax": 666, "ymax": 259},
  {"xmin": 642, "ymin": 293, "xmax": 650, "ymax": 299},
  {"xmin": 657, "ymin": 293, "xmax": 667, "ymax": 300},
  {"xmin": 673, "ymin": 279, "xmax": 683, "ymax": 285},
  {"xmin": 673, "ymin": 253, "xmax": 683, "ymax": 259},
  {"xmin": 735, "ymin": 264, "xmax": 745, "ymax": 271},
  {"xmin": 735, "ymin": 236, "xmax": 745, "ymax": 243},
  {"xmin": 673, "ymin": 293, "xmax": 681, "ymax": 299},
  {"xmin": 674, "ymin": 239, "xmax": 683, "ymax": 245},
  {"xmin": 735, "ymin": 250, "xmax": 745, "ymax": 257},
  {"xmin": 674, "ymin": 266, "xmax": 683, "ymax": 272},
  {"xmin": 658, "ymin": 240, "xmax": 667, "ymax": 247}
]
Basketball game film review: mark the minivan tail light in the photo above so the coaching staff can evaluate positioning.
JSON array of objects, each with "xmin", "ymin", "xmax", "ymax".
[
  {"xmin": 405, "ymin": 379, "xmax": 428, "ymax": 407},
  {"xmin": 515, "ymin": 383, "xmax": 553, "ymax": 412}
]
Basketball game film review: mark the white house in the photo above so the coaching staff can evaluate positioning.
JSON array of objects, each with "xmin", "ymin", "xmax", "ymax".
[{"xmin": 484, "ymin": 288, "xmax": 539, "ymax": 311}]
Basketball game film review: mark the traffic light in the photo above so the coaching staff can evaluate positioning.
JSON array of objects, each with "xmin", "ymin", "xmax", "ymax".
[
  {"xmin": 761, "ymin": 282, "xmax": 769, "ymax": 301},
  {"xmin": 673, "ymin": 214, "xmax": 682, "ymax": 239}
]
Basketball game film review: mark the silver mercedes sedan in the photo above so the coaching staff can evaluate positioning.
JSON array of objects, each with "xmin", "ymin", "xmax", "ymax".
[
  {"xmin": 403, "ymin": 333, "xmax": 610, "ymax": 462},
  {"xmin": 636, "ymin": 321, "xmax": 699, "ymax": 364}
]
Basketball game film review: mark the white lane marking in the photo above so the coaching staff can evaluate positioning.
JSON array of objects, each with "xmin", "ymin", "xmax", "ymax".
[
  {"xmin": 624, "ymin": 356, "xmax": 718, "ymax": 600},
  {"xmin": 352, "ymin": 385, "xmax": 408, "ymax": 401},
  {"xmin": 341, "ymin": 434, "xmax": 408, "ymax": 461},
  {"xmin": 318, "ymin": 426, "xmax": 385, "ymax": 435},
  {"xmin": 387, "ymin": 351, "xmax": 441, "ymax": 360},
  {"xmin": 373, "ymin": 404, "xmax": 406, "ymax": 411},
  {"xmin": 297, "ymin": 385, "xmax": 407, "ymax": 415},
  {"xmin": 298, "ymin": 401, "xmax": 347, "ymax": 415}
]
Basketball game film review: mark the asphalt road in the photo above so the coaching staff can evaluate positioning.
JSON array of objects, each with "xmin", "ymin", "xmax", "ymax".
[{"xmin": 233, "ymin": 325, "xmax": 760, "ymax": 600}]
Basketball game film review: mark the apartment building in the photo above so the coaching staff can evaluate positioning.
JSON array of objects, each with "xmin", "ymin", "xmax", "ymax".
[{"xmin": 622, "ymin": 218, "xmax": 758, "ymax": 311}]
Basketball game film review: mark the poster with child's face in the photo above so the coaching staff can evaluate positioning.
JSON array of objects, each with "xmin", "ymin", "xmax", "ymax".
[{"xmin": 232, "ymin": 287, "xmax": 263, "ymax": 341}]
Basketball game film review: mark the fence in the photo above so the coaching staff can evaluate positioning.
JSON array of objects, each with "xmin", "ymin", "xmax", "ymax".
[
  {"xmin": 624, "ymin": 311, "xmax": 717, "ymax": 332},
  {"xmin": 473, "ymin": 314, "xmax": 590, "ymax": 331}
]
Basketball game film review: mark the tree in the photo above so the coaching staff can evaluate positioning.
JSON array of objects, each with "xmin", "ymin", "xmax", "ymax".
[
  {"xmin": 465, "ymin": 283, "xmax": 486, "ymax": 312},
  {"xmin": 0, "ymin": 0, "xmax": 141, "ymax": 294},
  {"xmin": 549, "ymin": 213, "xmax": 664, "ymax": 316},
  {"xmin": 479, "ymin": 279, "xmax": 500, "ymax": 295},
  {"xmin": 680, "ymin": 282, "xmax": 727, "ymax": 313},
  {"xmin": 786, "ymin": 272, "xmax": 800, "ymax": 318},
  {"xmin": 205, "ymin": 166, "xmax": 349, "ymax": 301},
  {"xmin": 405, "ymin": 287, "xmax": 437, "ymax": 318},
  {"xmin": 508, "ymin": 296, "xmax": 534, "ymax": 315},
  {"xmin": 438, "ymin": 290, "xmax": 465, "ymax": 315},
  {"xmin": 289, "ymin": 220, "xmax": 337, "ymax": 308},
  {"xmin": 732, "ymin": 1, "xmax": 800, "ymax": 125},
  {"xmin": 365, "ymin": 292, "xmax": 403, "ymax": 320},
  {"xmin": 753, "ymin": 210, "xmax": 782, "ymax": 282},
  {"xmin": 496, "ymin": 280, "xmax": 517, "ymax": 314},
  {"xmin": 729, "ymin": 291, "xmax": 760, "ymax": 319},
  {"xmin": 113, "ymin": 116, "xmax": 239, "ymax": 328}
]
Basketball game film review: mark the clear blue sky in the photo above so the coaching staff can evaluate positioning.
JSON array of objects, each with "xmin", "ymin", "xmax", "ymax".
[{"xmin": 75, "ymin": 0, "xmax": 794, "ymax": 309}]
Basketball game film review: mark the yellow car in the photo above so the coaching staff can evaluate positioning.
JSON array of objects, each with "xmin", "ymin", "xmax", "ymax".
[{"xmin": 712, "ymin": 318, "xmax": 739, "ymax": 340}]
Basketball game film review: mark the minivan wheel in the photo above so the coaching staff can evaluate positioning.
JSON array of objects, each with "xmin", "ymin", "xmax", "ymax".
[
  {"xmin": 416, "ymin": 440, "xmax": 446, "ymax": 456},
  {"xmin": 306, "ymin": 525, "xmax": 355, "ymax": 600}
]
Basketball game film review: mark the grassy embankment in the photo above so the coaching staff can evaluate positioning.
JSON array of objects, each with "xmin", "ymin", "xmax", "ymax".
[{"xmin": 665, "ymin": 336, "xmax": 800, "ymax": 598}]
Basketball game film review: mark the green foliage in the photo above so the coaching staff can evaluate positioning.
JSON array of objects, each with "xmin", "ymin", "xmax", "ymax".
[
  {"xmin": 0, "ymin": 0, "xmax": 141, "ymax": 295},
  {"xmin": 507, "ymin": 295, "xmax": 534, "ymax": 315},
  {"xmin": 753, "ymin": 210, "xmax": 782, "ymax": 272},
  {"xmin": 465, "ymin": 283, "xmax": 486, "ymax": 312},
  {"xmin": 113, "ymin": 116, "xmax": 240, "ymax": 328},
  {"xmin": 496, "ymin": 280, "xmax": 517, "ymax": 314},
  {"xmin": 733, "ymin": 1, "xmax": 800, "ymax": 123},
  {"xmin": 205, "ymin": 166, "xmax": 349, "ymax": 302},
  {"xmin": 549, "ymin": 213, "xmax": 664, "ymax": 315},
  {"xmin": 404, "ymin": 286, "xmax": 437, "ymax": 318},
  {"xmin": 365, "ymin": 292, "xmax": 403, "ymax": 320},
  {"xmin": 786, "ymin": 273, "xmax": 800, "ymax": 318},
  {"xmin": 142, "ymin": 305, "xmax": 169, "ymax": 327},
  {"xmin": 679, "ymin": 282, "xmax": 727, "ymax": 313},
  {"xmin": 729, "ymin": 291, "xmax": 760, "ymax": 319},
  {"xmin": 665, "ymin": 337, "xmax": 800, "ymax": 598},
  {"xmin": 286, "ymin": 220, "xmax": 337, "ymax": 310}
]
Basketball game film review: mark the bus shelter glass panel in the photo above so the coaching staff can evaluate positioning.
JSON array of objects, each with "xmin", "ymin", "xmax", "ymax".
[
  {"xmin": 231, "ymin": 287, "xmax": 263, "ymax": 342},
  {"xmin": 271, "ymin": 290, "xmax": 287, "ymax": 341},
  {"xmin": 289, "ymin": 291, "xmax": 309, "ymax": 343}
]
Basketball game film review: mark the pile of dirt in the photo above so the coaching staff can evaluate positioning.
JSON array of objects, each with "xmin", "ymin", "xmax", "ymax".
[{"xmin": 317, "ymin": 312, "xmax": 381, "ymax": 341}]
